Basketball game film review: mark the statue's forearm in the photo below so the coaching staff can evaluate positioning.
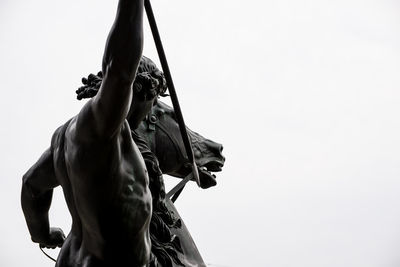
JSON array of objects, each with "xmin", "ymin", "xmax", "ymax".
[
  {"xmin": 85, "ymin": 0, "xmax": 145, "ymax": 138},
  {"xmin": 20, "ymin": 148, "xmax": 58, "ymax": 243},
  {"xmin": 21, "ymin": 182, "xmax": 52, "ymax": 243},
  {"xmin": 102, "ymin": 0, "xmax": 144, "ymax": 82}
]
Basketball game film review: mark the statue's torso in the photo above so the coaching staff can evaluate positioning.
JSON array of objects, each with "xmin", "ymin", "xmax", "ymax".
[{"xmin": 53, "ymin": 118, "xmax": 151, "ymax": 266}]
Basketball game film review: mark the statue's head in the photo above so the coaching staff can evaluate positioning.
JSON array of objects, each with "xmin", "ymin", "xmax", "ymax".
[
  {"xmin": 76, "ymin": 56, "xmax": 167, "ymax": 128},
  {"xmin": 127, "ymin": 56, "xmax": 167, "ymax": 128},
  {"xmin": 131, "ymin": 56, "xmax": 167, "ymax": 101}
]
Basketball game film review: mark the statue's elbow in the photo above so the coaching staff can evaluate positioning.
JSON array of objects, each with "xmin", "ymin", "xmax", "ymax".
[{"xmin": 21, "ymin": 171, "xmax": 37, "ymax": 200}]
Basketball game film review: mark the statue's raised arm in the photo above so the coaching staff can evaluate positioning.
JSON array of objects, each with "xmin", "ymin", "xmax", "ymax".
[{"xmin": 75, "ymin": 0, "xmax": 145, "ymax": 139}]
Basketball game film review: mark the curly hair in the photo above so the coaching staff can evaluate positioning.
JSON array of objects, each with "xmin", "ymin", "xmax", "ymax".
[{"xmin": 76, "ymin": 56, "xmax": 167, "ymax": 100}]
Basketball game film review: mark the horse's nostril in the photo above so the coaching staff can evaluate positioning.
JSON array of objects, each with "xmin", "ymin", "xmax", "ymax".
[
  {"xmin": 209, "ymin": 142, "xmax": 224, "ymax": 156},
  {"xmin": 217, "ymin": 144, "xmax": 225, "ymax": 163},
  {"xmin": 213, "ymin": 143, "xmax": 223, "ymax": 154}
]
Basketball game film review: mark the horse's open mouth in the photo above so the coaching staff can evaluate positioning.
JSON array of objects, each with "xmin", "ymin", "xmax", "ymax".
[{"xmin": 197, "ymin": 160, "xmax": 224, "ymax": 189}]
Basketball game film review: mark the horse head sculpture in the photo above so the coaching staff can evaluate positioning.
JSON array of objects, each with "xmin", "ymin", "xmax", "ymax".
[{"xmin": 136, "ymin": 99, "xmax": 225, "ymax": 189}]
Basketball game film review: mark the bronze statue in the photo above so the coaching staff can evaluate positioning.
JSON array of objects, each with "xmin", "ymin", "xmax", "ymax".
[
  {"xmin": 21, "ymin": 1, "xmax": 163, "ymax": 266},
  {"xmin": 21, "ymin": 1, "xmax": 225, "ymax": 266}
]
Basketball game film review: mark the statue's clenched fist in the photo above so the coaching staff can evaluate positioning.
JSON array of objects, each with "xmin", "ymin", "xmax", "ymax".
[{"xmin": 34, "ymin": 227, "xmax": 66, "ymax": 249}]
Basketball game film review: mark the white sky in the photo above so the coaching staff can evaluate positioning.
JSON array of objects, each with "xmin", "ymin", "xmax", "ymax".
[{"xmin": 1, "ymin": 0, "xmax": 400, "ymax": 266}]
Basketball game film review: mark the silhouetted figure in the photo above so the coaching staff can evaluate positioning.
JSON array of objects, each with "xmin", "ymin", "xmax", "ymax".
[{"xmin": 21, "ymin": 1, "xmax": 166, "ymax": 266}]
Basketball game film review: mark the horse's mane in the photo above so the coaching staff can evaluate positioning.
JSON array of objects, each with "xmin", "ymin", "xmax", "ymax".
[{"xmin": 131, "ymin": 130, "xmax": 184, "ymax": 267}]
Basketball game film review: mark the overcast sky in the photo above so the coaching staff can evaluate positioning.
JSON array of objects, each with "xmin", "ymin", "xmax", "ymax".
[{"xmin": 1, "ymin": 0, "xmax": 400, "ymax": 266}]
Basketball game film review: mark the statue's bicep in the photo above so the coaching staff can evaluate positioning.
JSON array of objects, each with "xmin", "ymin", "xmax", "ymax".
[{"xmin": 22, "ymin": 148, "xmax": 59, "ymax": 196}]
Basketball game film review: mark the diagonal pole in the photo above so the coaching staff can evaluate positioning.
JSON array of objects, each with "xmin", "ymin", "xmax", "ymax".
[{"xmin": 144, "ymin": 0, "xmax": 200, "ymax": 188}]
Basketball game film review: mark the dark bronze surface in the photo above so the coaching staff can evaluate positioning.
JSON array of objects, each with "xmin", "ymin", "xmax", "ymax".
[
  {"xmin": 21, "ymin": 1, "xmax": 224, "ymax": 266},
  {"xmin": 136, "ymin": 100, "xmax": 225, "ymax": 189},
  {"xmin": 21, "ymin": 1, "xmax": 157, "ymax": 266}
]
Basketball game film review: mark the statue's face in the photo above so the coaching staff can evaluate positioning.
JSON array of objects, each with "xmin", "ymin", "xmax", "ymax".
[{"xmin": 127, "ymin": 96, "xmax": 155, "ymax": 130}]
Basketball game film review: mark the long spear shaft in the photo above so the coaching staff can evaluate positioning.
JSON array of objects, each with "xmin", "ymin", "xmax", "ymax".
[{"xmin": 144, "ymin": 0, "xmax": 200, "ymax": 187}]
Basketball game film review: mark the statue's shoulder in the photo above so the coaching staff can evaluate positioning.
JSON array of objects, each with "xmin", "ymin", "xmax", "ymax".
[{"xmin": 50, "ymin": 117, "xmax": 74, "ymax": 153}]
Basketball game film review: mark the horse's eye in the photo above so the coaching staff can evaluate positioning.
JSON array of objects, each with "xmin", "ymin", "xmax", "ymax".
[{"xmin": 194, "ymin": 150, "xmax": 202, "ymax": 158}]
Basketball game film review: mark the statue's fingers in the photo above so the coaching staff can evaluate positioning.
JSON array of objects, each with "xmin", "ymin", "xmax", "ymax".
[
  {"xmin": 82, "ymin": 77, "xmax": 88, "ymax": 85},
  {"xmin": 41, "ymin": 244, "xmax": 55, "ymax": 249},
  {"xmin": 57, "ymin": 239, "xmax": 64, "ymax": 248}
]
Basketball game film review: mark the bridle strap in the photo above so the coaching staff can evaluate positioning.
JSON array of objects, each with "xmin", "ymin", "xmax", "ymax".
[
  {"xmin": 155, "ymin": 120, "xmax": 193, "ymax": 202},
  {"xmin": 155, "ymin": 119, "xmax": 187, "ymax": 163},
  {"xmin": 166, "ymin": 172, "xmax": 193, "ymax": 202}
]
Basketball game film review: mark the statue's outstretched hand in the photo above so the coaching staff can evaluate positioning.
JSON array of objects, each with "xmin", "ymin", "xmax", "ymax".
[{"xmin": 34, "ymin": 227, "xmax": 66, "ymax": 249}]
